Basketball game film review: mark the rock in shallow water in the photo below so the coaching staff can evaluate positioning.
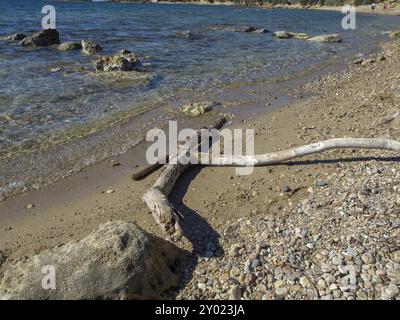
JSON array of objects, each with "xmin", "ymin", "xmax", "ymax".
[
  {"xmin": 307, "ymin": 34, "xmax": 342, "ymax": 43},
  {"xmin": 180, "ymin": 101, "xmax": 220, "ymax": 117},
  {"xmin": 1, "ymin": 33, "xmax": 26, "ymax": 41},
  {"xmin": 0, "ymin": 221, "xmax": 183, "ymax": 299},
  {"xmin": 20, "ymin": 29, "xmax": 60, "ymax": 47},
  {"xmin": 94, "ymin": 50, "xmax": 142, "ymax": 72},
  {"xmin": 81, "ymin": 40, "xmax": 102, "ymax": 55},
  {"xmin": 58, "ymin": 42, "xmax": 82, "ymax": 51}
]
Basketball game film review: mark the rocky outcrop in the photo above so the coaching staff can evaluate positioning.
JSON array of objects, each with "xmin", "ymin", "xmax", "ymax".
[
  {"xmin": 58, "ymin": 42, "xmax": 82, "ymax": 51},
  {"xmin": 81, "ymin": 40, "xmax": 102, "ymax": 55},
  {"xmin": 307, "ymin": 34, "xmax": 342, "ymax": 43},
  {"xmin": 94, "ymin": 49, "xmax": 142, "ymax": 72},
  {"xmin": 20, "ymin": 29, "xmax": 60, "ymax": 47},
  {"xmin": 1, "ymin": 33, "xmax": 26, "ymax": 41},
  {"xmin": 274, "ymin": 31, "xmax": 310, "ymax": 40},
  {"xmin": 181, "ymin": 101, "xmax": 220, "ymax": 117},
  {"xmin": 0, "ymin": 221, "xmax": 183, "ymax": 300}
]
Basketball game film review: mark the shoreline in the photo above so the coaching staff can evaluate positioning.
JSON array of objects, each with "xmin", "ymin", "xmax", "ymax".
[
  {"xmin": 1, "ymin": 36, "xmax": 400, "ymax": 298},
  {"xmin": 117, "ymin": 1, "xmax": 400, "ymax": 16},
  {"xmin": 1, "ymin": 2, "xmax": 400, "ymax": 299},
  {"xmin": 2, "ymin": 37, "xmax": 400, "ymax": 299}
]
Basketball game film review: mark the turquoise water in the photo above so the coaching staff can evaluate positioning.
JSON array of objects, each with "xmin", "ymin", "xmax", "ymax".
[
  {"xmin": 1, "ymin": 0, "xmax": 399, "ymax": 152},
  {"xmin": 0, "ymin": 0, "xmax": 399, "ymax": 198}
]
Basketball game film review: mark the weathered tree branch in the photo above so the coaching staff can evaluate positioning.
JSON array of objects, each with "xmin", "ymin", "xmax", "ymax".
[
  {"xmin": 144, "ymin": 136, "xmax": 400, "ymax": 242},
  {"xmin": 191, "ymin": 138, "xmax": 400, "ymax": 166},
  {"xmin": 143, "ymin": 117, "xmax": 226, "ymax": 242}
]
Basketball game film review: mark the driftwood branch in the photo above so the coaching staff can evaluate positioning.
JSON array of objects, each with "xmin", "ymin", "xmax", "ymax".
[
  {"xmin": 144, "ymin": 136, "xmax": 400, "ymax": 241},
  {"xmin": 191, "ymin": 138, "xmax": 400, "ymax": 166},
  {"xmin": 143, "ymin": 117, "xmax": 226, "ymax": 242}
]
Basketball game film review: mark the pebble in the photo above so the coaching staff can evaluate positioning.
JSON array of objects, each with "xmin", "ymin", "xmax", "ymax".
[
  {"xmin": 106, "ymin": 189, "xmax": 115, "ymax": 194},
  {"xmin": 26, "ymin": 204, "xmax": 35, "ymax": 209},
  {"xmin": 315, "ymin": 180, "xmax": 328, "ymax": 187},
  {"xmin": 251, "ymin": 259, "xmax": 261, "ymax": 268},
  {"xmin": 230, "ymin": 285, "xmax": 241, "ymax": 300}
]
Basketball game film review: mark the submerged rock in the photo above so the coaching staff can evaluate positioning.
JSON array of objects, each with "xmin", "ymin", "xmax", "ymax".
[
  {"xmin": 307, "ymin": 34, "xmax": 342, "ymax": 43},
  {"xmin": 0, "ymin": 221, "xmax": 183, "ymax": 300},
  {"xmin": 181, "ymin": 101, "xmax": 220, "ymax": 117},
  {"xmin": 94, "ymin": 49, "xmax": 142, "ymax": 72},
  {"xmin": 20, "ymin": 29, "xmax": 60, "ymax": 47},
  {"xmin": 175, "ymin": 30, "xmax": 200, "ymax": 40},
  {"xmin": 253, "ymin": 28, "xmax": 269, "ymax": 34},
  {"xmin": 81, "ymin": 40, "xmax": 102, "ymax": 55},
  {"xmin": 1, "ymin": 33, "xmax": 26, "ymax": 41},
  {"xmin": 58, "ymin": 42, "xmax": 82, "ymax": 51}
]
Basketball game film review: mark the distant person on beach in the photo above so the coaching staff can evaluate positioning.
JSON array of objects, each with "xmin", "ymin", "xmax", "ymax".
[{"xmin": 371, "ymin": 3, "xmax": 377, "ymax": 11}]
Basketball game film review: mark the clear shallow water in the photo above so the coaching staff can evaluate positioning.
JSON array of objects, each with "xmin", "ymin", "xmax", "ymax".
[
  {"xmin": 0, "ymin": 0, "xmax": 399, "ymax": 198},
  {"xmin": 0, "ymin": 1, "xmax": 399, "ymax": 153}
]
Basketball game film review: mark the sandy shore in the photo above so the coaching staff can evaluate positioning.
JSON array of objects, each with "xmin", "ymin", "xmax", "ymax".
[{"xmin": 1, "ymin": 35, "xmax": 400, "ymax": 298}]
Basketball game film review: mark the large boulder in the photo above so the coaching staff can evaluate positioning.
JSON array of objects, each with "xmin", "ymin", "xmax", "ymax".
[
  {"xmin": 58, "ymin": 42, "xmax": 82, "ymax": 51},
  {"xmin": 1, "ymin": 33, "xmax": 26, "ymax": 41},
  {"xmin": 94, "ymin": 50, "xmax": 142, "ymax": 72},
  {"xmin": 307, "ymin": 34, "xmax": 342, "ymax": 43},
  {"xmin": 81, "ymin": 40, "xmax": 102, "ymax": 55},
  {"xmin": 0, "ymin": 221, "xmax": 183, "ymax": 300},
  {"xmin": 20, "ymin": 29, "xmax": 60, "ymax": 47}
]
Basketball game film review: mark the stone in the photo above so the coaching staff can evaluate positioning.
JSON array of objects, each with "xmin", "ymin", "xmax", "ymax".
[
  {"xmin": 382, "ymin": 283, "xmax": 399, "ymax": 299},
  {"xmin": 275, "ymin": 287, "xmax": 288, "ymax": 296},
  {"xmin": 361, "ymin": 253, "xmax": 375, "ymax": 265},
  {"xmin": 1, "ymin": 33, "xmax": 26, "ymax": 41},
  {"xmin": 282, "ymin": 186, "xmax": 291, "ymax": 193},
  {"xmin": 0, "ymin": 221, "xmax": 183, "ymax": 299},
  {"xmin": 50, "ymin": 67, "xmax": 63, "ymax": 73},
  {"xmin": 274, "ymin": 31, "xmax": 292, "ymax": 39},
  {"xmin": 332, "ymin": 256, "xmax": 343, "ymax": 265},
  {"xmin": 94, "ymin": 50, "xmax": 141, "ymax": 72},
  {"xmin": 81, "ymin": 40, "xmax": 102, "ymax": 55},
  {"xmin": 389, "ymin": 31, "xmax": 400, "ymax": 39},
  {"xmin": 26, "ymin": 204, "xmax": 35, "ymax": 209},
  {"xmin": 181, "ymin": 101, "xmax": 219, "ymax": 118},
  {"xmin": 273, "ymin": 31, "xmax": 309, "ymax": 40},
  {"xmin": 58, "ymin": 42, "xmax": 82, "ymax": 51},
  {"xmin": 230, "ymin": 285, "xmax": 241, "ymax": 300},
  {"xmin": 307, "ymin": 34, "xmax": 342, "ymax": 43},
  {"xmin": 105, "ymin": 189, "xmax": 115, "ymax": 194},
  {"xmin": 251, "ymin": 259, "xmax": 261, "ymax": 268},
  {"xmin": 289, "ymin": 32, "xmax": 310, "ymax": 40},
  {"xmin": 20, "ymin": 29, "xmax": 60, "ymax": 47},
  {"xmin": 315, "ymin": 180, "xmax": 327, "ymax": 187}
]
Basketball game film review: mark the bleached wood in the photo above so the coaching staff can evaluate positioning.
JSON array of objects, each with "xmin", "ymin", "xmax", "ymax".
[
  {"xmin": 143, "ymin": 118, "xmax": 226, "ymax": 242},
  {"xmin": 191, "ymin": 138, "xmax": 400, "ymax": 166}
]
